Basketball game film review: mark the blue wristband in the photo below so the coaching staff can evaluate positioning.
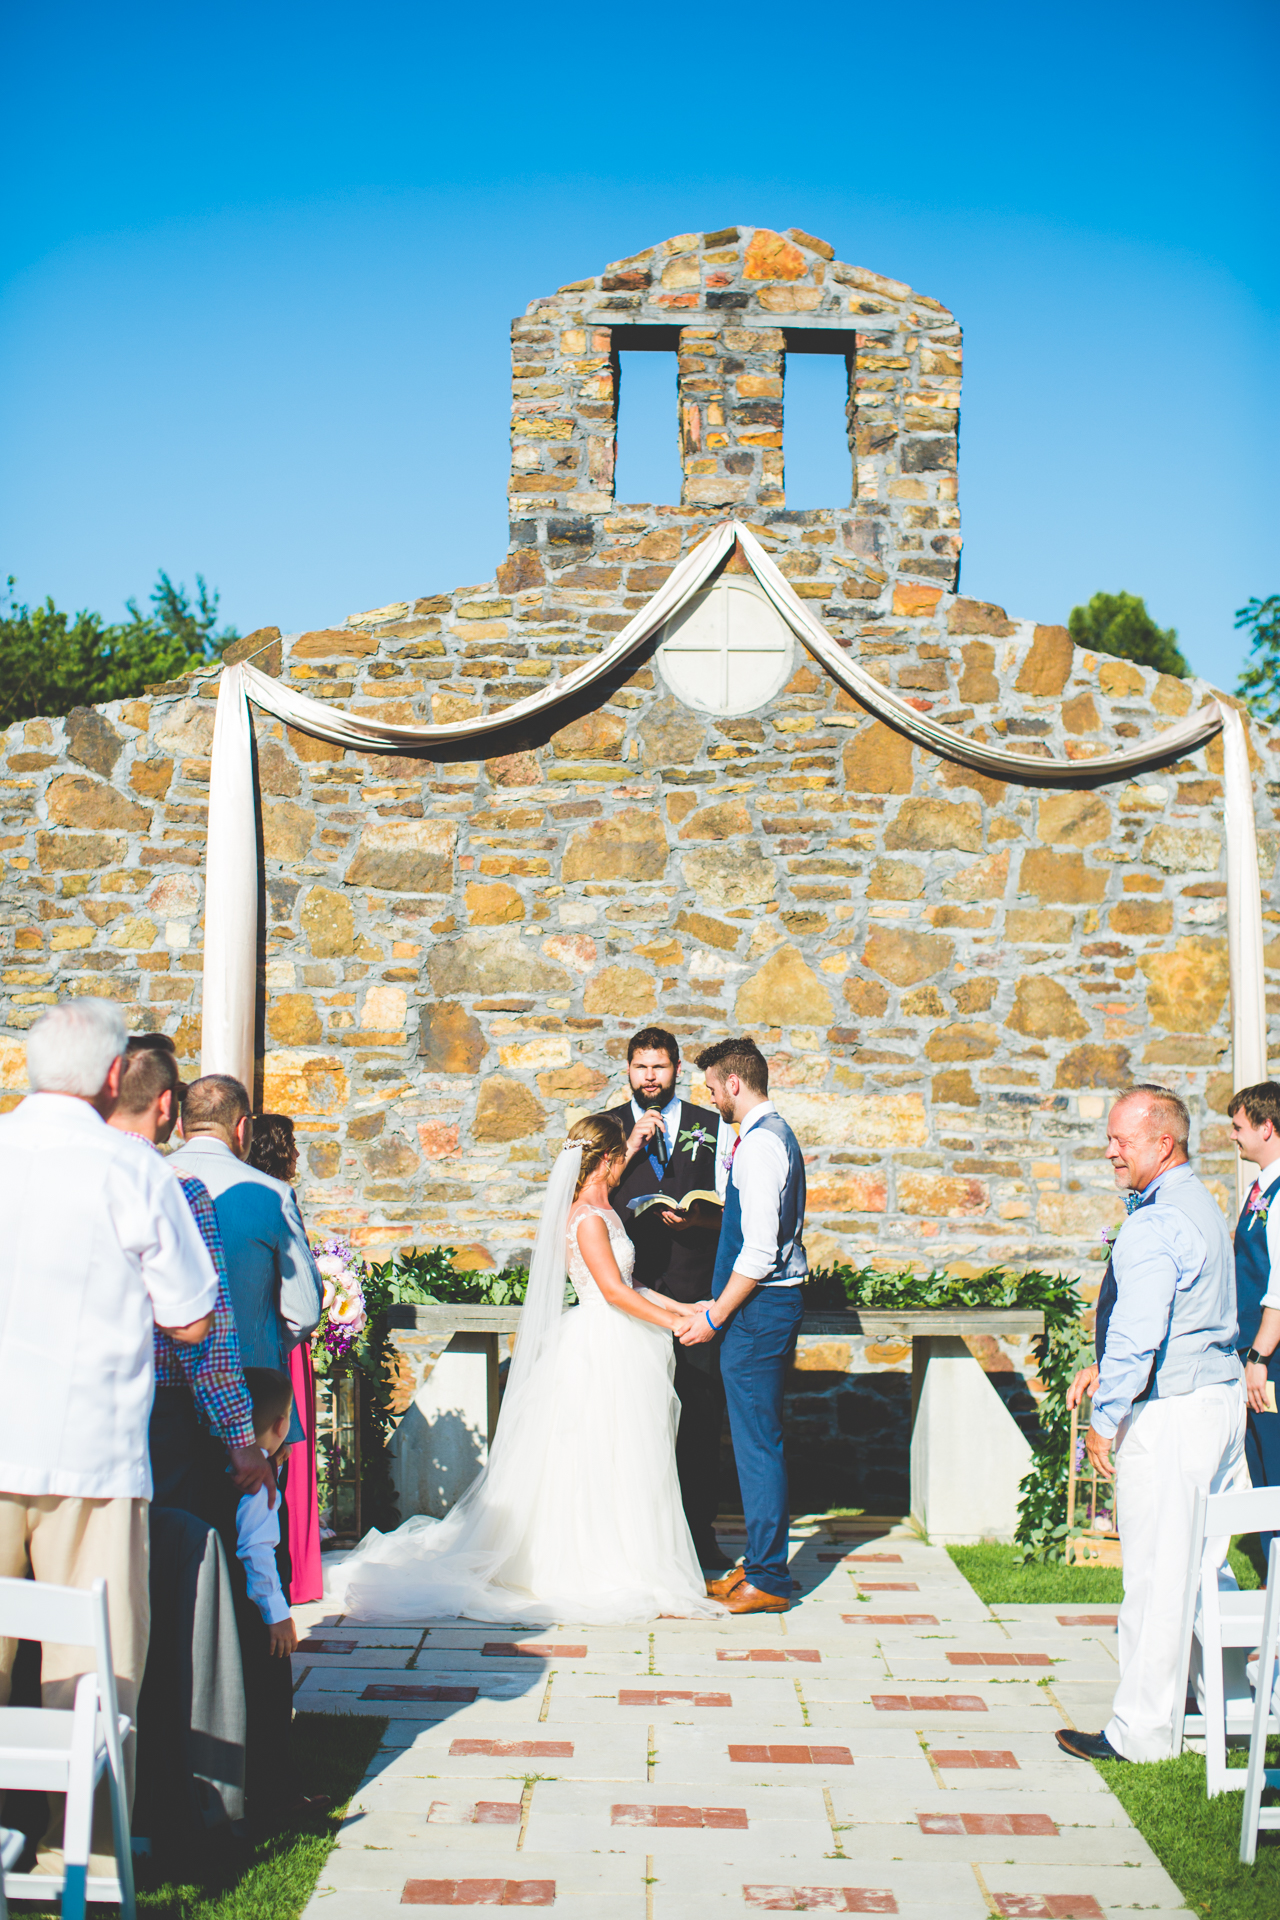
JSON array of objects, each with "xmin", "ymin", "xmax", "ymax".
[{"xmin": 705, "ymin": 1309, "xmax": 720, "ymax": 1333}]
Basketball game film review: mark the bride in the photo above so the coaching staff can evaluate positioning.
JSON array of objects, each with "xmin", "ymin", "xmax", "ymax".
[{"xmin": 329, "ymin": 1113, "xmax": 723, "ymax": 1623}]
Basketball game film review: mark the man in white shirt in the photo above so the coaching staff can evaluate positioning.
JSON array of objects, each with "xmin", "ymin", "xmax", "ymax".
[
  {"xmin": 678, "ymin": 1036, "xmax": 808, "ymax": 1616},
  {"xmin": 1228, "ymin": 1081, "xmax": 1280, "ymax": 1567},
  {"xmin": 1058, "ymin": 1085, "xmax": 1244, "ymax": 1764},
  {"xmin": 0, "ymin": 998, "xmax": 218, "ymax": 1856}
]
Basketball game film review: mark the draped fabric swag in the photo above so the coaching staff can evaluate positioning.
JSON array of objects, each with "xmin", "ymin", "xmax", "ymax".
[{"xmin": 201, "ymin": 520, "xmax": 1267, "ymax": 1202}]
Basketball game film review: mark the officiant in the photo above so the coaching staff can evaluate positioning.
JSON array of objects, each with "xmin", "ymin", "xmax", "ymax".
[{"xmin": 601, "ymin": 1027, "xmax": 732, "ymax": 1574}]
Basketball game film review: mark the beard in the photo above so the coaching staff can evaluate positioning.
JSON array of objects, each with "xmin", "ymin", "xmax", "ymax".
[{"xmin": 632, "ymin": 1083, "xmax": 673, "ymax": 1111}]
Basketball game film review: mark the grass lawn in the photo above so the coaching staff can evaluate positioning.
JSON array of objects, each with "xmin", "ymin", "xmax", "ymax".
[
  {"xmin": 1098, "ymin": 1744, "xmax": 1280, "ymax": 1919},
  {"xmin": 128, "ymin": 1711, "xmax": 386, "ymax": 1920},
  {"xmin": 946, "ymin": 1544, "xmax": 1125, "ymax": 1605},
  {"xmin": 947, "ymin": 1539, "xmax": 1266, "ymax": 1606}
]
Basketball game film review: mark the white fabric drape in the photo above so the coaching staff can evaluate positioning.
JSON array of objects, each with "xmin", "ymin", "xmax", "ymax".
[
  {"xmin": 199, "ymin": 518, "xmax": 1268, "ymax": 1111},
  {"xmin": 200, "ymin": 663, "xmax": 260, "ymax": 1094},
  {"xmin": 1221, "ymin": 705, "xmax": 1268, "ymax": 1207}
]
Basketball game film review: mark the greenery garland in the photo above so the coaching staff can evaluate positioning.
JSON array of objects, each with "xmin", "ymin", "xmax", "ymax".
[{"xmin": 322, "ymin": 1245, "xmax": 1091, "ymax": 1554}]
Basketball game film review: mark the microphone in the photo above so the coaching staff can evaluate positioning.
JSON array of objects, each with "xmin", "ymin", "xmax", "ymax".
[{"xmin": 652, "ymin": 1122, "xmax": 669, "ymax": 1170}]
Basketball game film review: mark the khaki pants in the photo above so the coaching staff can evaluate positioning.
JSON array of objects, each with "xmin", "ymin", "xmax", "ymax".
[{"xmin": 0, "ymin": 1492, "xmax": 149, "ymax": 1871}]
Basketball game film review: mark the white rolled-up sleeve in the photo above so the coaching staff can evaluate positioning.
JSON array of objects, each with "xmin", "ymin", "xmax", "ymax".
[
  {"xmin": 237, "ymin": 1486, "xmax": 291, "ymax": 1625},
  {"xmin": 1262, "ymin": 1185, "xmax": 1280, "ymax": 1312},
  {"xmin": 731, "ymin": 1128, "xmax": 791, "ymax": 1282}
]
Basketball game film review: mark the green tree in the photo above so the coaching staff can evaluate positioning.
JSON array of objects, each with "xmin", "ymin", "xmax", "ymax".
[
  {"xmin": 0, "ymin": 572, "xmax": 238, "ymax": 728},
  {"xmin": 1234, "ymin": 595, "xmax": 1280, "ymax": 723},
  {"xmin": 1067, "ymin": 590, "xmax": 1189, "ymax": 678}
]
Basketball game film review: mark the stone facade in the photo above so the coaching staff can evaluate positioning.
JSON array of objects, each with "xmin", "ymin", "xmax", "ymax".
[{"xmin": 2, "ymin": 225, "xmax": 1276, "ymax": 1320}]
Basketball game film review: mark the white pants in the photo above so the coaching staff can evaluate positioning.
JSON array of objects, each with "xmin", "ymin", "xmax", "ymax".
[{"xmin": 1105, "ymin": 1379, "xmax": 1246, "ymax": 1762}]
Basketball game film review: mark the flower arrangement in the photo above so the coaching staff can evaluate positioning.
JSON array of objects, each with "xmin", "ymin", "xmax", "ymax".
[
  {"xmin": 1247, "ymin": 1182, "xmax": 1269, "ymax": 1228},
  {"xmin": 313, "ymin": 1237, "xmax": 368, "ymax": 1363}
]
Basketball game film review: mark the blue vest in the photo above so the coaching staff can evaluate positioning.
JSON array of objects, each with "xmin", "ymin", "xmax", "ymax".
[
  {"xmin": 1095, "ymin": 1188, "xmax": 1158, "ymax": 1365},
  {"xmin": 712, "ymin": 1109, "xmax": 807, "ymax": 1296},
  {"xmin": 1234, "ymin": 1184, "xmax": 1273, "ymax": 1352}
]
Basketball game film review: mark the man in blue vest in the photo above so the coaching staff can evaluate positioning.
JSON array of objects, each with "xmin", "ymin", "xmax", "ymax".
[
  {"xmin": 676, "ymin": 1036, "xmax": 807, "ymax": 1616},
  {"xmin": 1056, "ymin": 1084, "xmax": 1245, "ymax": 1764},
  {"xmin": 1227, "ymin": 1081, "xmax": 1280, "ymax": 1565}
]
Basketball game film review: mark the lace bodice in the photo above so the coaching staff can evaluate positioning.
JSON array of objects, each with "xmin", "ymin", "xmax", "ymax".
[{"xmin": 567, "ymin": 1205, "xmax": 635, "ymax": 1304}]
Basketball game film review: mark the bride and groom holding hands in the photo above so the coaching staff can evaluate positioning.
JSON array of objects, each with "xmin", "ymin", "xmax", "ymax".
[{"xmin": 334, "ymin": 1029, "xmax": 809, "ymax": 1623}]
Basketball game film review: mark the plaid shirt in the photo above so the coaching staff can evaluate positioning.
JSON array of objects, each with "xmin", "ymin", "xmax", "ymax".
[{"xmin": 127, "ymin": 1135, "xmax": 257, "ymax": 1450}]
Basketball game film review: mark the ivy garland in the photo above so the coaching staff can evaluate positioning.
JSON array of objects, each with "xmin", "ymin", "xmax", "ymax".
[{"xmin": 325, "ymin": 1247, "xmax": 1090, "ymax": 1557}]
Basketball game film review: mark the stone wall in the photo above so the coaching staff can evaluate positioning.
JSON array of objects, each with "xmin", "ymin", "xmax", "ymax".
[{"xmin": 2, "ymin": 225, "xmax": 1276, "ymax": 1318}]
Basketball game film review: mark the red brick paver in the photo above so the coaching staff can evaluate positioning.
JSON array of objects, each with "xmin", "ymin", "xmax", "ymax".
[
  {"xmin": 717, "ymin": 1647, "xmax": 821, "ymax": 1662},
  {"xmin": 427, "ymin": 1802, "xmax": 522, "ymax": 1826},
  {"xmin": 842, "ymin": 1613, "xmax": 939, "ymax": 1626},
  {"xmin": 918, "ymin": 1812, "xmax": 1058, "ymax": 1835},
  {"xmin": 729, "ymin": 1743, "xmax": 853, "ymax": 1765},
  {"xmin": 449, "ymin": 1739, "xmax": 573, "ymax": 1759},
  {"xmin": 611, "ymin": 1803, "xmax": 748, "ymax": 1828},
  {"xmin": 948, "ymin": 1652, "xmax": 1052, "ymax": 1667},
  {"xmin": 401, "ymin": 1881, "xmax": 554, "ymax": 1906},
  {"xmin": 855, "ymin": 1581, "xmax": 919, "ymax": 1592},
  {"xmin": 481, "ymin": 1643, "xmax": 586, "ymax": 1659},
  {"xmin": 932, "ymin": 1749, "xmax": 1019, "ymax": 1769},
  {"xmin": 873, "ymin": 1694, "xmax": 987, "ymax": 1712},
  {"xmin": 363, "ymin": 1684, "xmax": 478, "ymax": 1703},
  {"xmin": 1055, "ymin": 1615, "xmax": 1117, "ymax": 1627},
  {"xmin": 618, "ymin": 1688, "xmax": 731, "ymax": 1707},
  {"xmin": 744, "ymin": 1888, "xmax": 898, "ymax": 1912},
  {"xmin": 991, "ymin": 1899, "xmax": 1104, "ymax": 1919}
]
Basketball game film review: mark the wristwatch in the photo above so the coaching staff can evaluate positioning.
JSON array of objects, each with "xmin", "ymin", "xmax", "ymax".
[{"xmin": 1245, "ymin": 1347, "xmax": 1269, "ymax": 1367}]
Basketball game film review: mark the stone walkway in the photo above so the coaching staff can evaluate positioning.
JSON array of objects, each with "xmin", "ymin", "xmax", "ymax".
[{"xmin": 295, "ymin": 1523, "xmax": 1188, "ymax": 1918}]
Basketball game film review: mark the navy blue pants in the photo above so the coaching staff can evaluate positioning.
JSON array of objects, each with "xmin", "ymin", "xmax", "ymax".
[
  {"xmin": 717, "ymin": 1285, "xmax": 805, "ymax": 1598},
  {"xmin": 1244, "ymin": 1350, "xmax": 1280, "ymax": 1564}
]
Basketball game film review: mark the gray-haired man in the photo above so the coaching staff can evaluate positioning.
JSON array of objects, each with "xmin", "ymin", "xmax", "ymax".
[{"xmin": 1057, "ymin": 1084, "xmax": 1245, "ymax": 1764}]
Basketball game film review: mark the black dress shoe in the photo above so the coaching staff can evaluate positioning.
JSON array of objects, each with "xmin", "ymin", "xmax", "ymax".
[{"xmin": 1055, "ymin": 1728, "xmax": 1127, "ymax": 1763}]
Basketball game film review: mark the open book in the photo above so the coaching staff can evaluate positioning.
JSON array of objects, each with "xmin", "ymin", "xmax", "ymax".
[{"xmin": 627, "ymin": 1189, "xmax": 723, "ymax": 1221}]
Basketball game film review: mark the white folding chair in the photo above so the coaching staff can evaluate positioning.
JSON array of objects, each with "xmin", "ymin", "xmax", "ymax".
[
  {"xmin": 0, "ymin": 1575, "xmax": 136, "ymax": 1920},
  {"xmin": 0, "ymin": 1825, "xmax": 27, "ymax": 1920},
  {"xmin": 1239, "ymin": 1536, "xmax": 1280, "ymax": 1862},
  {"xmin": 1172, "ymin": 1485, "xmax": 1280, "ymax": 1796}
]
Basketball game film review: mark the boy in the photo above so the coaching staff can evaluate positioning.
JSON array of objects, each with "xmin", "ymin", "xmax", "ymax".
[{"xmin": 236, "ymin": 1368, "xmax": 322, "ymax": 1821}]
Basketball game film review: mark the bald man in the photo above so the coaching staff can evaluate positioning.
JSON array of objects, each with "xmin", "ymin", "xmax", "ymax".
[{"xmin": 1057, "ymin": 1084, "xmax": 1245, "ymax": 1765}]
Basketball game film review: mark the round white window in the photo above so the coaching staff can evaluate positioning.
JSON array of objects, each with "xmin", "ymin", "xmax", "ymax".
[{"xmin": 657, "ymin": 575, "xmax": 796, "ymax": 716}]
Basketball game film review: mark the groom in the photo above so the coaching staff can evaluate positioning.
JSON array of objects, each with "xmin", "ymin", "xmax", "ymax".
[
  {"xmin": 678, "ymin": 1036, "xmax": 807, "ymax": 1616},
  {"xmin": 602, "ymin": 1026, "xmax": 731, "ymax": 1572}
]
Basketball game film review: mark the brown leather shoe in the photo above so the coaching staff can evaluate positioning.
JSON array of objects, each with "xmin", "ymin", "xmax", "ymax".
[
  {"xmin": 706, "ymin": 1566, "xmax": 746, "ymax": 1599},
  {"xmin": 722, "ymin": 1580, "xmax": 790, "ymax": 1614}
]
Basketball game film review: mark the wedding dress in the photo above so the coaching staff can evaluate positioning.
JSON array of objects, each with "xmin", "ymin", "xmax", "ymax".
[{"xmin": 328, "ymin": 1144, "xmax": 720, "ymax": 1624}]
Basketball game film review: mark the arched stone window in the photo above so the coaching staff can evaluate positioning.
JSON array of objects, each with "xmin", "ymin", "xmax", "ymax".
[{"xmin": 656, "ymin": 574, "xmax": 796, "ymax": 716}]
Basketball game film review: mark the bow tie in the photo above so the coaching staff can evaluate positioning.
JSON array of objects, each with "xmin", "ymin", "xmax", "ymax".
[{"xmin": 1125, "ymin": 1189, "xmax": 1145, "ymax": 1214}]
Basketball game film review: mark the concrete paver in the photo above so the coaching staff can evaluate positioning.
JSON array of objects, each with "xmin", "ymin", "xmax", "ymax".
[{"xmin": 297, "ymin": 1528, "xmax": 1190, "ymax": 1917}]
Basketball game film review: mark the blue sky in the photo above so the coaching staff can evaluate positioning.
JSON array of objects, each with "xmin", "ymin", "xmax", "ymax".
[{"xmin": 2, "ymin": 1, "xmax": 1275, "ymax": 688}]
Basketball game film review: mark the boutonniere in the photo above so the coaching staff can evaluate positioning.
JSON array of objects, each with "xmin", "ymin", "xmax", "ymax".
[
  {"xmin": 1101, "ymin": 1228, "xmax": 1119, "ymax": 1260},
  {"xmin": 1248, "ymin": 1187, "xmax": 1270, "ymax": 1228},
  {"xmin": 678, "ymin": 1124, "xmax": 716, "ymax": 1157}
]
